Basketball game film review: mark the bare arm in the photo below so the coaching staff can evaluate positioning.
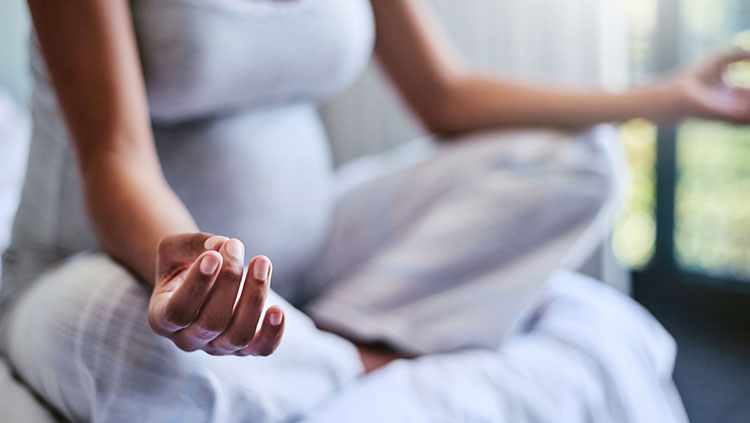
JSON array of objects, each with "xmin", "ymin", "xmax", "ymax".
[
  {"xmin": 371, "ymin": 0, "xmax": 750, "ymax": 135},
  {"xmin": 28, "ymin": 0, "xmax": 284, "ymax": 356},
  {"xmin": 28, "ymin": 0, "xmax": 194, "ymax": 283}
]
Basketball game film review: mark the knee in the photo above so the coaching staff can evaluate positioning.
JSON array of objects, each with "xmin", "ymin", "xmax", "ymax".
[
  {"xmin": 452, "ymin": 126, "xmax": 624, "ymax": 212},
  {"xmin": 2, "ymin": 253, "xmax": 186, "ymax": 421},
  {"xmin": 9, "ymin": 254, "xmax": 151, "ymax": 353},
  {"xmin": 511, "ymin": 125, "xmax": 624, "ymax": 224},
  {"xmin": 4, "ymin": 253, "xmax": 146, "ymax": 353},
  {"xmin": 3, "ymin": 253, "xmax": 309, "ymax": 422}
]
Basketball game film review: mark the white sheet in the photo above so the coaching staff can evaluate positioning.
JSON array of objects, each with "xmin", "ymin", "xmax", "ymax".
[
  {"xmin": 0, "ymin": 270, "xmax": 687, "ymax": 423},
  {"xmin": 301, "ymin": 270, "xmax": 687, "ymax": 423},
  {"xmin": 0, "ymin": 90, "xmax": 30, "ymax": 276},
  {"xmin": 0, "ymin": 359, "xmax": 60, "ymax": 423}
]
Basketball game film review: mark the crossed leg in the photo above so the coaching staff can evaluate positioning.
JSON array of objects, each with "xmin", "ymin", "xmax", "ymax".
[
  {"xmin": 0, "ymin": 253, "xmax": 363, "ymax": 422},
  {"xmin": 302, "ymin": 127, "xmax": 621, "ymax": 354}
]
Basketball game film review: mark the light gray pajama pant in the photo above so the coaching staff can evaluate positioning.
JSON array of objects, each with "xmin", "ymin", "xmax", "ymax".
[{"xmin": 0, "ymin": 128, "xmax": 621, "ymax": 422}]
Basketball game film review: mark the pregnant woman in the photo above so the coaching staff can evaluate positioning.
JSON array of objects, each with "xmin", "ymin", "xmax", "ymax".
[{"xmin": 1, "ymin": 0, "xmax": 748, "ymax": 421}]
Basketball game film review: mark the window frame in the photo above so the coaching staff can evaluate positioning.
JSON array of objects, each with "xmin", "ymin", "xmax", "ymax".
[{"xmin": 639, "ymin": 0, "xmax": 750, "ymax": 292}]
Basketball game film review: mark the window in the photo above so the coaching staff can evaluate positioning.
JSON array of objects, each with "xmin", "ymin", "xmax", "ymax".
[
  {"xmin": 615, "ymin": 0, "xmax": 750, "ymax": 284},
  {"xmin": 613, "ymin": 0, "xmax": 659, "ymax": 268}
]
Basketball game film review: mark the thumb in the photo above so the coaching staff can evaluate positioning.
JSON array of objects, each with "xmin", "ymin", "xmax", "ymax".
[{"xmin": 710, "ymin": 48, "xmax": 750, "ymax": 74}]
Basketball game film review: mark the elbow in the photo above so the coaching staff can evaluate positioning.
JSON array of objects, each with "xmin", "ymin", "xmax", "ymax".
[
  {"xmin": 414, "ymin": 74, "xmax": 504, "ymax": 138},
  {"xmin": 420, "ymin": 101, "xmax": 491, "ymax": 139},
  {"xmin": 419, "ymin": 101, "xmax": 465, "ymax": 136},
  {"xmin": 415, "ymin": 78, "xmax": 475, "ymax": 137}
]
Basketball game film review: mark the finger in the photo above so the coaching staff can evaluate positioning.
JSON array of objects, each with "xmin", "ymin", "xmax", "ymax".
[
  {"xmin": 236, "ymin": 305, "xmax": 285, "ymax": 357},
  {"xmin": 157, "ymin": 233, "xmax": 228, "ymax": 279},
  {"xmin": 209, "ymin": 256, "xmax": 272, "ymax": 353},
  {"xmin": 174, "ymin": 238, "xmax": 245, "ymax": 346},
  {"xmin": 149, "ymin": 251, "xmax": 222, "ymax": 337},
  {"xmin": 164, "ymin": 251, "xmax": 223, "ymax": 328},
  {"xmin": 731, "ymin": 94, "xmax": 750, "ymax": 123},
  {"xmin": 201, "ymin": 343, "xmax": 227, "ymax": 356},
  {"xmin": 709, "ymin": 85, "xmax": 750, "ymax": 123},
  {"xmin": 203, "ymin": 235, "xmax": 229, "ymax": 252},
  {"xmin": 713, "ymin": 48, "xmax": 750, "ymax": 71}
]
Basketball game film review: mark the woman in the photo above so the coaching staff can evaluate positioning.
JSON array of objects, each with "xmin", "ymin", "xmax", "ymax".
[{"xmin": 1, "ymin": 0, "xmax": 748, "ymax": 421}]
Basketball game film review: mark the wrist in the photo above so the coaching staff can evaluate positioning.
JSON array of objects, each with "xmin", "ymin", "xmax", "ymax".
[{"xmin": 638, "ymin": 79, "xmax": 684, "ymax": 124}]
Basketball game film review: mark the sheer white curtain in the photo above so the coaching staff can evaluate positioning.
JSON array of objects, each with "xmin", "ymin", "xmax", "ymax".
[
  {"xmin": 321, "ymin": 0, "xmax": 630, "ymax": 164},
  {"xmin": 0, "ymin": 0, "xmax": 31, "ymax": 105}
]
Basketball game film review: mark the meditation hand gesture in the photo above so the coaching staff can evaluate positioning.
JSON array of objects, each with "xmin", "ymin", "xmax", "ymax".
[
  {"xmin": 663, "ymin": 49, "xmax": 750, "ymax": 124},
  {"xmin": 147, "ymin": 233, "xmax": 285, "ymax": 356}
]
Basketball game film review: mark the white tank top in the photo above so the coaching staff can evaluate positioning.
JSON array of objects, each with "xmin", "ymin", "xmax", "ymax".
[{"xmin": 2, "ymin": 0, "xmax": 375, "ymax": 306}]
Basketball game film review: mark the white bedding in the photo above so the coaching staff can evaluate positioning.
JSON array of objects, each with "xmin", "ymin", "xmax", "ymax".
[
  {"xmin": 0, "ymin": 359, "xmax": 60, "ymax": 423},
  {"xmin": 0, "ymin": 270, "xmax": 685, "ymax": 423},
  {"xmin": 302, "ymin": 270, "xmax": 687, "ymax": 423}
]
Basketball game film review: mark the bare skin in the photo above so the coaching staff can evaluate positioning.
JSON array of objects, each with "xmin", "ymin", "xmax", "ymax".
[{"xmin": 27, "ymin": 0, "xmax": 750, "ymax": 370}]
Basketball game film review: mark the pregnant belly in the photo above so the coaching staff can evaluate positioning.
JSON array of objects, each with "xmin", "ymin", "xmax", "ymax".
[{"xmin": 155, "ymin": 103, "xmax": 334, "ymax": 297}]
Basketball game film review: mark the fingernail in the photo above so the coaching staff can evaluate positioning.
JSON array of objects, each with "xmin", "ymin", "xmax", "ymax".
[
  {"xmin": 269, "ymin": 311, "xmax": 283, "ymax": 326},
  {"xmin": 200, "ymin": 254, "xmax": 220, "ymax": 275},
  {"xmin": 225, "ymin": 239, "xmax": 244, "ymax": 259},
  {"xmin": 253, "ymin": 257, "xmax": 270, "ymax": 280},
  {"xmin": 204, "ymin": 236, "xmax": 227, "ymax": 250}
]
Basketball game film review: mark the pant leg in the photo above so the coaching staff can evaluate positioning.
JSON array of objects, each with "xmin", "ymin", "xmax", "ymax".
[
  {"xmin": 0, "ymin": 253, "xmax": 362, "ymax": 423},
  {"xmin": 302, "ymin": 127, "xmax": 622, "ymax": 355}
]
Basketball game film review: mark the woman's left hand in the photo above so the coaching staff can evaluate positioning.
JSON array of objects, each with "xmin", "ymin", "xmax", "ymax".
[{"xmin": 661, "ymin": 49, "xmax": 750, "ymax": 124}]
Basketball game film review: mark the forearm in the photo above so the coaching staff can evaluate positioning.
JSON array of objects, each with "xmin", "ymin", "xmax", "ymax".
[
  {"xmin": 430, "ymin": 74, "xmax": 676, "ymax": 134},
  {"xmin": 374, "ymin": 0, "xmax": 749, "ymax": 135},
  {"xmin": 28, "ymin": 0, "xmax": 199, "ymax": 284},
  {"xmin": 80, "ymin": 153, "xmax": 197, "ymax": 285}
]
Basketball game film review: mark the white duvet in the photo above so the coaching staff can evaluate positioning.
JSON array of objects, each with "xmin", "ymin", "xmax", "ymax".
[
  {"xmin": 0, "ymin": 269, "xmax": 687, "ymax": 423},
  {"xmin": 302, "ymin": 270, "xmax": 687, "ymax": 423}
]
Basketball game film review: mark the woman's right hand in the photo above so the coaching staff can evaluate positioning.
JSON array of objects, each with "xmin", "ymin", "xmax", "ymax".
[{"xmin": 147, "ymin": 233, "xmax": 285, "ymax": 356}]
